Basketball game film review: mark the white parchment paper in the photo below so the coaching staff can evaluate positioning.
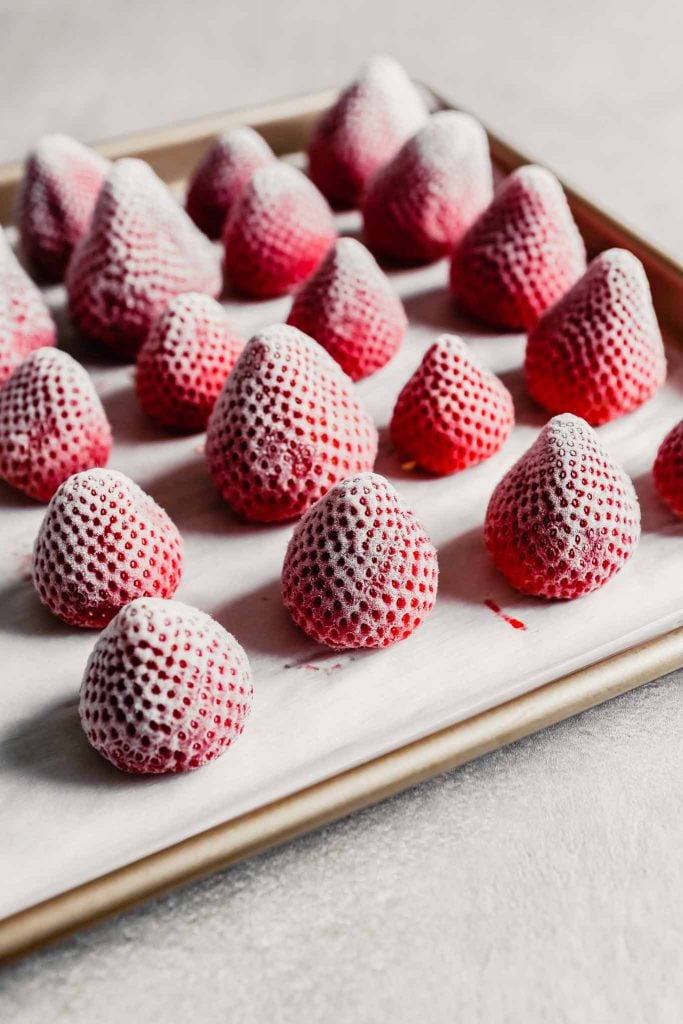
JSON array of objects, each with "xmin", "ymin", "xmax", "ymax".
[{"xmin": 2, "ymin": 213, "xmax": 682, "ymax": 919}]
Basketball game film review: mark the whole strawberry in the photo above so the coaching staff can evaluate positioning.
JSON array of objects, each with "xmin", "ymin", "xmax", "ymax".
[
  {"xmin": 0, "ymin": 348, "xmax": 112, "ymax": 501},
  {"xmin": 287, "ymin": 237, "xmax": 406, "ymax": 380},
  {"xmin": 33, "ymin": 468, "xmax": 183, "ymax": 628},
  {"xmin": 653, "ymin": 421, "xmax": 683, "ymax": 517},
  {"xmin": 205, "ymin": 324, "xmax": 377, "ymax": 522},
  {"xmin": 136, "ymin": 292, "xmax": 244, "ymax": 431},
  {"xmin": 0, "ymin": 230, "xmax": 56, "ymax": 385},
  {"xmin": 282, "ymin": 472, "xmax": 438, "ymax": 648},
  {"xmin": 79, "ymin": 598, "xmax": 253, "ymax": 774},
  {"xmin": 450, "ymin": 165, "xmax": 586, "ymax": 329},
  {"xmin": 308, "ymin": 55, "xmax": 427, "ymax": 208},
  {"xmin": 363, "ymin": 111, "xmax": 493, "ymax": 264},
  {"xmin": 222, "ymin": 162, "xmax": 336, "ymax": 298},
  {"xmin": 186, "ymin": 126, "xmax": 275, "ymax": 239},
  {"xmin": 525, "ymin": 248, "xmax": 666, "ymax": 425},
  {"xmin": 18, "ymin": 134, "xmax": 109, "ymax": 281},
  {"xmin": 66, "ymin": 159, "xmax": 221, "ymax": 359},
  {"xmin": 485, "ymin": 413, "xmax": 640, "ymax": 599},
  {"xmin": 390, "ymin": 334, "xmax": 514, "ymax": 474}
]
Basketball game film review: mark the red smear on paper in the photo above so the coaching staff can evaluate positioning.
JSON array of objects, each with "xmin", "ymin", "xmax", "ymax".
[{"xmin": 484, "ymin": 598, "xmax": 527, "ymax": 631}]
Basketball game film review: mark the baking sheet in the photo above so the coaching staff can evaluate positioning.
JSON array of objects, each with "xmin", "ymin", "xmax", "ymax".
[{"xmin": 2, "ymin": 203, "xmax": 683, "ymax": 921}]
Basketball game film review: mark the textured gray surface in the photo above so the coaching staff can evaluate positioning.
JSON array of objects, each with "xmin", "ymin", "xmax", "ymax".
[{"xmin": 2, "ymin": 1, "xmax": 683, "ymax": 1020}]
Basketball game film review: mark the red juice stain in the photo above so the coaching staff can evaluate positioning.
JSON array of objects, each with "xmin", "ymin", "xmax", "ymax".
[{"xmin": 484, "ymin": 598, "xmax": 527, "ymax": 631}]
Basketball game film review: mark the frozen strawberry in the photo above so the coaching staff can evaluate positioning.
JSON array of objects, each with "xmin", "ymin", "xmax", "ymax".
[
  {"xmin": 79, "ymin": 597, "xmax": 252, "ymax": 774},
  {"xmin": 222, "ymin": 162, "xmax": 336, "ymax": 298},
  {"xmin": 363, "ymin": 111, "xmax": 493, "ymax": 264},
  {"xmin": 0, "ymin": 348, "xmax": 112, "ymax": 501},
  {"xmin": 66, "ymin": 158, "xmax": 221, "ymax": 360},
  {"xmin": 18, "ymin": 134, "xmax": 109, "ymax": 282},
  {"xmin": 33, "ymin": 468, "xmax": 183, "ymax": 628},
  {"xmin": 282, "ymin": 472, "xmax": 438, "ymax": 648},
  {"xmin": 450, "ymin": 165, "xmax": 586, "ymax": 329},
  {"xmin": 186, "ymin": 126, "xmax": 275, "ymax": 239},
  {"xmin": 308, "ymin": 55, "xmax": 427, "ymax": 208},
  {"xmin": 653, "ymin": 421, "xmax": 683, "ymax": 517},
  {"xmin": 0, "ymin": 231, "xmax": 56, "ymax": 385},
  {"xmin": 135, "ymin": 292, "xmax": 244, "ymax": 432},
  {"xmin": 286, "ymin": 237, "xmax": 406, "ymax": 380},
  {"xmin": 485, "ymin": 413, "xmax": 640, "ymax": 599},
  {"xmin": 205, "ymin": 323, "xmax": 377, "ymax": 522},
  {"xmin": 390, "ymin": 334, "xmax": 514, "ymax": 474},
  {"xmin": 525, "ymin": 249, "xmax": 666, "ymax": 425}
]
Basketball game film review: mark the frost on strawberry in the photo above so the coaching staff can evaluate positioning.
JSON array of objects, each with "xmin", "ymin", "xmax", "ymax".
[
  {"xmin": 205, "ymin": 324, "xmax": 378, "ymax": 522},
  {"xmin": 33, "ymin": 468, "xmax": 183, "ymax": 628},
  {"xmin": 363, "ymin": 111, "xmax": 493, "ymax": 264},
  {"xmin": 0, "ymin": 349, "xmax": 112, "ymax": 501},
  {"xmin": 66, "ymin": 159, "xmax": 222, "ymax": 359},
  {"xmin": 653, "ymin": 420, "xmax": 683, "ymax": 517},
  {"xmin": 0, "ymin": 230, "xmax": 56, "ymax": 385},
  {"xmin": 79, "ymin": 598, "xmax": 253, "ymax": 774},
  {"xmin": 287, "ymin": 237, "xmax": 406, "ymax": 380},
  {"xmin": 222, "ymin": 162, "xmax": 336, "ymax": 298},
  {"xmin": 186, "ymin": 126, "xmax": 275, "ymax": 239},
  {"xmin": 450, "ymin": 165, "xmax": 586, "ymax": 329},
  {"xmin": 390, "ymin": 334, "xmax": 514, "ymax": 474},
  {"xmin": 18, "ymin": 134, "xmax": 109, "ymax": 282},
  {"xmin": 282, "ymin": 472, "xmax": 438, "ymax": 648},
  {"xmin": 136, "ymin": 292, "xmax": 245, "ymax": 431},
  {"xmin": 308, "ymin": 55, "xmax": 427, "ymax": 208},
  {"xmin": 485, "ymin": 413, "xmax": 640, "ymax": 599},
  {"xmin": 525, "ymin": 248, "xmax": 666, "ymax": 425}
]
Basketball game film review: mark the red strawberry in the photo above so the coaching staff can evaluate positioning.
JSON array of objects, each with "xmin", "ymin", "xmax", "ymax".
[
  {"xmin": 79, "ymin": 597, "xmax": 252, "ymax": 774},
  {"xmin": 653, "ymin": 421, "xmax": 683, "ymax": 517},
  {"xmin": 525, "ymin": 248, "xmax": 666, "ymax": 425},
  {"xmin": 205, "ymin": 324, "xmax": 377, "ymax": 522},
  {"xmin": 33, "ymin": 468, "xmax": 183, "ymax": 628},
  {"xmin": 135, "ymin": 292, "xmax": 244, "ymax": 432},
  {"xmin": 450, "ymin": 165, "xmax": 586, "ymax": 329},
  {"xmin": 282, "ymin": 472, "xmax": 438, "ymax": 648},
  {"xmin": 363, "ymin": 111, "xmax": 493, "ymax": 264},
  {"xmin": 66, "ymin": 158, "xmax": 221, "ymax": 360},
  {"xmin": 308, "ymin": 55, "xmax": 427, "ymax": 208},
  {"xmin": 485, "ymin": 413, "xmax": 640, "ymax": 599},
  {"xmin": 0, "ymin": 348, "xmax": 112, "ymax": 501},
  {"xmin": 390, "ymin": 334, "xmax": 514, "ymax": 474},
  {"xmin": 287, "ymin": 237, "xmax": 406, "ymax": 380},
  {"xmin": 18, "ymin": 134, "xmax": 109, "ymax": 282},
  {"xmin": 186, "ymin": 126, "xmax": 275, "ymax": 239},
  {"xmin": 222, "ymin": 162, "xmax": 336, "ymax": 298},
  {"xmin": 0, "ymin": 230, "xmax": 56, "ymax": 385}
]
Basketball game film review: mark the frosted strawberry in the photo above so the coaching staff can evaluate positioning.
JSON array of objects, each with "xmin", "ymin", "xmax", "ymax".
[
  {"xmin": 33, "ymin": 468, "xmax": 183, "ymax": 628},
  {"xmin": 0, "ymin": 230, "xmax": 56, "ymax": 385},
  {"xmin": 222, "ymin": 162, "xmax": 336, "ymax": 298},
  {"xmin": 525, "ymin": 249, "xmax": 666, "ymax": 425},
  {"xmin": 308, "ymin": 55, "xmax": 427, "ymax": 208},
  {"xmin": 205, "ymin": 324, "xmax": 377, "ymax": 522},
  {"xmin": 485, "ymin": 413, "xmax": 640, "ymax": 599},
  {"xmin": 186, "ymin": 126, "xmax": 275, "ymax": 239},
  {"xmin": 653, "ymin": 421, "xmax": 683, "ymax": 517},
  {"xmin": 0, "ymin": 349, "xmax": 112, "ymax": 501},
  {"xmin": 450, "ymin": 165, "xmax": 586, "ymax": 329},
  {"xmin": 66, "ymin": 159, "xmax": 221, "ymax": 359},
  {"xmin": 79, "ymin": 598, "xmax": 253, "ymax": 774},
  {"xmin": 18, "ymin": 134, "xmax": 109, "ymax": 281},
  {"xmin": 136, "ymin": 292, "xmax": 244, "ymax": 431},
  {"xmin": 282, "ymin": 472, "xmax": 438, "ymax": 648},
  {"xmin": 363, "ymin": 111, "xmax": 493, "ymax": 264},
  {"xmin": 287, "ymin": 237, "xmax": 406, "ymax": 380},
  {"xmin": 390, "ymin": 334, "xmax": 514, "ymax": 474}
]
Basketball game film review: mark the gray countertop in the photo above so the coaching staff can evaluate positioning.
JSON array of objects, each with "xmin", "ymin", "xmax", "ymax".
[{"xmin": 2, "ymin": 1, "xmax": 683, "ymax": 1020}]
